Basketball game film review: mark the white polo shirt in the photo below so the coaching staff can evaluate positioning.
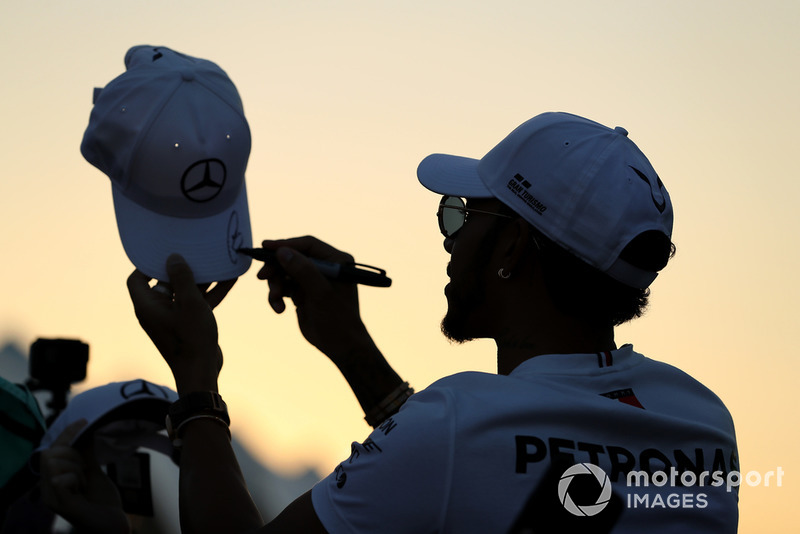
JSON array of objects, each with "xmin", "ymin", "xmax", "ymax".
[{"xmin": 311, "ymin": 345, "xmax": 738, "ymax": 533}]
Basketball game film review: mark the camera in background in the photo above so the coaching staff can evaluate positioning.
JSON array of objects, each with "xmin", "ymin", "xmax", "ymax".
[{"xmin": 26, "ymin": 338, "xmax": 89, "ymax": 424}]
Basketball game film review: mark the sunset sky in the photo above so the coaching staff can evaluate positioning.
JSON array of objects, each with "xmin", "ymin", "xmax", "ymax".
[{"xmin": 1, "ymin": 1, "xmax": 797, "ymax": 532}]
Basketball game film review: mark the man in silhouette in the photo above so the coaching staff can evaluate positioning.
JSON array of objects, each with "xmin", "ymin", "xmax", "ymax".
[{"xmin": 117, "ymin": 112, "xmax": 738, "ymax": 533}]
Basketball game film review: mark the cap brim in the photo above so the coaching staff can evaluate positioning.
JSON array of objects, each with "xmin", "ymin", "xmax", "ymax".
[
  {"xmin": 112, "ymin": 182, "xmax": 252, "ymax": 284},
  {"xmin": 417, "ymin": 154, "xmax": 493, "ymax": 198}
]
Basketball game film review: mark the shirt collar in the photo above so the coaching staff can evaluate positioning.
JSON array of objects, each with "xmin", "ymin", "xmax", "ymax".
[{"xmin": 508, "ymin": 344, "xmax": 642, "ymax": 378}]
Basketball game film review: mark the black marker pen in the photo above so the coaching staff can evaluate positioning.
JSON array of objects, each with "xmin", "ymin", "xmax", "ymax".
[{"xmin": 238, "ymin": 248, "xmax": 392, "ymax": 288}]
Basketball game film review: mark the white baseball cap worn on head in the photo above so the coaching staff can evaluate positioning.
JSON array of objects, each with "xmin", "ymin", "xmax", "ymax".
[
  {"xmin": 417, "ymin": 112, "xmax": 674, "ymax": 288},
  {"xmin": 36, "ymin": 379, "xmax": 178, "ymax": 465},
  {"xmin": 81, "ymin": 45, "xmax": 252, "ymax": 283}
]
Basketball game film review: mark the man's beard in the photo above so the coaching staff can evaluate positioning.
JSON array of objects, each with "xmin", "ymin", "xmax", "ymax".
[
  {"xmin": 440, "ymin": 276, "xmax": 484, "ymax": 343},
  {"xmin": 440, "ymin": 234, "xmax": 497, "ymax": 343}
]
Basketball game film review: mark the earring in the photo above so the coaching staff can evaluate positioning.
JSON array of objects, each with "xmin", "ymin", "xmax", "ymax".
[{"xmin": 497, "ymin": 268, "xmax": 511, "ymax": 279}]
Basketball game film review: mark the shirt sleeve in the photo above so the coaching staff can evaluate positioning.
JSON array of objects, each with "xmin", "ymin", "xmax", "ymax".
[{"xmin": 311, "ymin": 386, "xmax": 455, "ymax": 533}]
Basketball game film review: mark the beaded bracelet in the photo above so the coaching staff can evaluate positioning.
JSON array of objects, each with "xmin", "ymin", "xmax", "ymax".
[{"xmin": 364, "ymin": 381, "xmax": 414, "ymax": 428}]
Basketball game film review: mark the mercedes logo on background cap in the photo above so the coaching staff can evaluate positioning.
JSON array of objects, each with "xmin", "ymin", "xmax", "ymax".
[
  {"xmin": 120, "ymin": 379, "xmax": 171, "ymax": 399},
  {"xmin": 181, "ymin": 158, "xmax": 227, "ymax": 202}
]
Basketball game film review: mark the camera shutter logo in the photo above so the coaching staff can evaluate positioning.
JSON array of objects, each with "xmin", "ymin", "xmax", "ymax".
[
  {"xmin": 181, "ymin": 159, "xmax": 227, "ymax": 203},
  {"xmin": 558, "ymin": 463, "xmax": 613, "ymax": 517}
]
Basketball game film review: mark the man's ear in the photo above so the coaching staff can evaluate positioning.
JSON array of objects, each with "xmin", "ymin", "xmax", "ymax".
[{"xmin": 500, "ymin": 218, "xmax": 533, "ymax": 273}]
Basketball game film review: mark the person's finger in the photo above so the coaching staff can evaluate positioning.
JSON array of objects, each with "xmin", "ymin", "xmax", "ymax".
[
  {"xmin": 165, "ymin": 254, "xmax": 202, "ymax": 305},
  {"xmin": 258, "ymin": 257, "xmax": 299, "ymax": 313},
  {"xmin": 43, "ymin": 452, "xmax": 85, "ymax": 477},
  {"xmin": 256, "ymin": 261, "xmax": 283, "ymax": 280},
  {"xmin": 268, "ymin": 284, "xmax": 287, "ymax": 314},
  {"xmin": 41, "ymin": 447, "xmax": 88, "ymax": 502},
  {"xmin": 263, "ymin": 237, "xmax": 354, "ymax": 264},
  {"xmin": 52, "ymin": 419, "xmax": 89, "ymax": 448},
  {"xmin": 152, "ymin": 281, "xmax": 174, "ymax": 296},
  {"xmin": 275, "ymin": 247, "xmax": 331, "ymax": 294},
  {"xmin": 78, "ymin": 441, "xmax": 107, "ymax": 476},
  {"xmin": 127, "ymin": 270, "xmax": 154, "ymax": 307},
  {"xmin": 48, "ymin": 471, "xmax": 84, "ymax": 495},
  {"xmin": 204, "ymin": 278, "xmax": 237, "ymax": 310}
]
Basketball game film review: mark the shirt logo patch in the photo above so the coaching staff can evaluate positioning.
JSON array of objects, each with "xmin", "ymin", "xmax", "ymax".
[{"xmin": 600, "ymin": 388, "xmax": 644, "ymax": 409}]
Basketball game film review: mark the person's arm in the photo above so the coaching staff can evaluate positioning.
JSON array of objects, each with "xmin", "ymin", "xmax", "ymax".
[
  {"xmin": 128, "ymin": 256, "xmax": 332, "ymax": 534},
  {"xmin": 127, "ymin": 257, "xmax": 265, "ymax": 533},
  {"xmin": 127, "ymin": 255, "xmax": 332, "ymax": 533},
  {"xmin": 174, "ymin": 417, "xmax": 318, "ymax": 534},
  {"xmin": 126, "ymin": 242, "xmax": 410, "ymax": 533},
  {"xmin": 258, "ymin": 237, "xmax": 411, "ymax": 427},
  {"xmin": 255, "ymin": 489, "xmax": 325, "ymax": 533}
]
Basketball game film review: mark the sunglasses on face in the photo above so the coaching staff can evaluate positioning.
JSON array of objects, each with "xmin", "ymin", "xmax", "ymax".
[{"xmin": 437, "ymin": 195, "xmax": 514, "ymax": 238}]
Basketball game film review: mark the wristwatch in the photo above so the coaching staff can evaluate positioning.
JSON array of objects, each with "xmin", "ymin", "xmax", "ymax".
[{"xmin": 165, "ymin": 391, "xmax": 230, "ymax": 445}]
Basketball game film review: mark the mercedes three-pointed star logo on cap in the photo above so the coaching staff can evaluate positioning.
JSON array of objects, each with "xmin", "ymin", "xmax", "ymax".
[{"xmin": 181, "ymin": 158, "xmax": 227, "ymax": 202}]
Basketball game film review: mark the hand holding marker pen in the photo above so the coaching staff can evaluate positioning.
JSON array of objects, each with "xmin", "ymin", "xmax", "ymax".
[{"xmin": 237, "ymin": 247, "xmax": 392, "ymax": 288}]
